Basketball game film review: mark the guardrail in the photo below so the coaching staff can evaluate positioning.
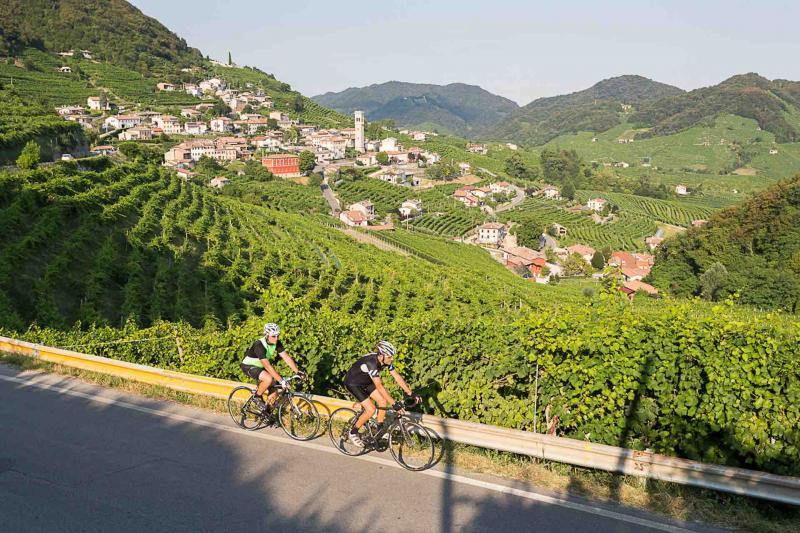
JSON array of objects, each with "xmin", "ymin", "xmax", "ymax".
[{"xmin": 1, "ymin": 334, "xmax": 798, "ymax": 506}]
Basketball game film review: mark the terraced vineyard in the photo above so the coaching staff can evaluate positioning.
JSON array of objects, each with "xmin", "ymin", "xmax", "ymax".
[
  {"xmin": 576, "ymin": 190, "xmax": 715, "ymax": 226},
  {"xmin": 500, "ymin": 196, "xmax": 657, "ymax": 250},
  {"xmin": 222, "ymin": 179, "xmax": 328, "ymax": 214}
]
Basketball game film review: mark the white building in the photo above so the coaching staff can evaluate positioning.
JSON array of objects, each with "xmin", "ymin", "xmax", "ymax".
[
  {"xmin": 104, "ymin": 115, "xmax": 141, "ymax": 130},
  {"xmin": 340, "ymin": 210, "xmax": 368, "ymax": 227},
  {"xmin": 477, "ymin": 223, "xmax": 507, "ymax": 245},
  {"xmin": 208, "ymin": 176, "xmax": 230, "ymax": 188},
  {"xmin": 157, "ymin": 82, "xmax": 176, "ymax": 91},
  {"xmin": 348, "ymin": 200, "xmax": 375, "ymax": 221},
  {"xmin": 354, "ymin": 110, "xmax": 365, "ymax": 153},
  {"xmin": 675, "ymin": 184, "xmax": 689, "ymax": 195},
  {"xmin": 210, "ymin": 117, "xmax": 233, "ymax": 133},
  {"xmin": 541, "ymin": 185, "xmax": 561, "ymax": 199},
  {"xmin": 87, "ymin": 96, "xmax": 109, "ymax": 111},
  {"xmin": 152, "ymin": 115, "xmax": 182, "ymax": 134},
  {"xmin": 398, "ymin": 199, "xmax": 423, "ymax": 218},
  {"xmin": 380, "ymin": 137, "xmax": 398, "ymax": 152},
  {"xmin": 119, "ymin": 126, "xmax": 153, "ymax": 141},
  {"xmin": 586, "ymin": 198, "xmax": 608, "ymax": 212},
  {"xmin": 184, "ymin": 122, "xmax": 208, "ymax": 135}
]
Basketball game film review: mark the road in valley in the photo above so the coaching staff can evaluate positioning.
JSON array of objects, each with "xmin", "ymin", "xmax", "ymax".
[{"xmin": 0, "ymin": 365, "xmax": 713, "ymax": 533}]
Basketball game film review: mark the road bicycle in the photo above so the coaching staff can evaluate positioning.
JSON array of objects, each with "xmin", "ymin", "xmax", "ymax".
[
  {"xmin": 328, "ymin": 398, "xmax": 436, "ymax": 471},
  {"xmin": 227, "ymin": 374, "xmax": 320, "ymax": 441}
]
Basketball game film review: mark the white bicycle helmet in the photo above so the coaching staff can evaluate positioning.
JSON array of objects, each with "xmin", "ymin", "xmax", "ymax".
[
  {"xmin": 376, "ymin": 340, "xmax": 396, "ymax": 357},
  {"xmin": 263, "ymin": 323, "xmax": 281, "ymax": 337}
]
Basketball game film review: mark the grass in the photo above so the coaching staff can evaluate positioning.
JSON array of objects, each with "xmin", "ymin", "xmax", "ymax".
[{"xmin": 2, "ymin": 351, "xmax": 797, "ymax": 532}]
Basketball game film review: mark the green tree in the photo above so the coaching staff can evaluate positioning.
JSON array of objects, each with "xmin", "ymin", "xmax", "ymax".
[
  {"xmin": 292, "ymin": 95, "xmax": 305, "ymax": 112},
  {"xmin": 228, "ymin": 51, "xmax": 232, "ymax": 65},
  {"xmin": 700, "ymin": 262, "xmax": 728, "ymax": 301},
  {"xmin": 299, "ymin": 150, "xmax": 316, "ymax": 174},
  {"xmin": 561, "ymin": 253, "xmax": 589, "ymax": 276},
  {"xmin": 590, "ymin": 250, "xmax": 605, "ymax": 270},
  {"xmin": 195, "ymin": 155, "xmax": 223, "ymax": 174},
  {"xmin": 376, "ymin": 151, "xmax": 389, "ymax": 166},
  {"xmin": 17, "ymin": 140, "xmax": 41, "ymax": 169},
  {"xmin": 505, "ymin": 153, "xmax": 530, "ymax": 180},
  {"xmin": 562, "ymin": 181, "xmax": 576, "ymax": 201}
]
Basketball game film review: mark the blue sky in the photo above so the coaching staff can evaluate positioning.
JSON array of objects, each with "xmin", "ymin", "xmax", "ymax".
[{"xmin": 130, "ymin": 0, "xmax": 800, "ymax": 104}]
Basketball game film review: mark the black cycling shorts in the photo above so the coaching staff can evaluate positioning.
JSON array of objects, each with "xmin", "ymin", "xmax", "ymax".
[
  {"xmin": 345, "ymin": 381, "xmax": 376, "ymax": 403},
  {"xmin": 241, "ymin": 364, "xmax": 265, "ymax": 382}
]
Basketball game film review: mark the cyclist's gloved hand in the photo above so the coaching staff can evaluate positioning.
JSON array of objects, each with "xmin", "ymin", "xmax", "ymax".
[
  {"xmin": 406, "ymin": 393, "xmax": 422, "ymax": 406},
  {"xmin": 279, "ymin": 378, "xmax": 290, "ymax": 390},
  {"xmin": 392, "ymin": 400, "xmax": 404, "ymax": 411},
  {"xmin": 296, "ymin": 371, "xmax": 307, "ymax": 381}
]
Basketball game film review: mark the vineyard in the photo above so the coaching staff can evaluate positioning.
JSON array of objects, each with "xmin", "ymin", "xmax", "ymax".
[
  {"xmin": 1, "ymin": 161, "xmax": 799, "ymax": 478},
  {"xmin": 500, "ymin": 196, "xmax": 657, "ymax": 250},
  {"xmin": 575, "ymin": 190, "xmax": 715, "ymax": 226},
  {"xmin": 333, "ymin": 178, "xmax": 485, "ymax": 236},
  {"xmin": 221, "ymin": 178, "xmax": 328, "ymax": 214}
]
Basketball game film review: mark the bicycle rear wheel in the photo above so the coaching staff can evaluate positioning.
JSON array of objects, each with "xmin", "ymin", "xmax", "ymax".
[
  {"xmin": 278, "ymin": 394, "xmax": 320, "ymax": 441},
  {"xmin": 389, "ymin": 420, "xmax": 435, "ymax": 471},
  {"xmin": 327, "ymin": 407, "xmax": 368, "ymax": 456},
  {"xmin": 227, "ymin": 386, "xmax": 267, "ymax": 430}
]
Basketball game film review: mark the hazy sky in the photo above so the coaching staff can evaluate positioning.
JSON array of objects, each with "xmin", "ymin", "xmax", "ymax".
[{"xmin": 130, "ymin": 0, "xmax": 800, "ymax": 104}]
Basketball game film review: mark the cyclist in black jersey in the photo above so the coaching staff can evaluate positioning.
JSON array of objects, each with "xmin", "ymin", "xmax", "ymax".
[
  {"xmin": 240, "ymin": 323, "xmax": 305, "ymax": 410},
  {"xmin": 343, "ymin": 340, "xmax": 420, "ymax": 447}
]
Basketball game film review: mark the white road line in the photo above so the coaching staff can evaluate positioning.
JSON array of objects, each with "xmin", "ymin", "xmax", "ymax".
[{"xmin": 0, "ymin": 373, "xmax": 692, "ymax": 533}]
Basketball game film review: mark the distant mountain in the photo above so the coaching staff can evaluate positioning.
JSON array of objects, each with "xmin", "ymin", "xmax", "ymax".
[
  {"xmin": 0, "ymin": 0, "xmax": 205, "ymax": 74},
  {"xmin": 649, "ymin": 174, "xmax": 800, "ymax": 311},
  {"xmin": 631, "ymin": 73, "xmax": 800, "ymax": 143},
  {"xmin": 485, "ymin": 75, "xmax": 684, "ymax": 146},
  {"xmin": 313, "ymin": 81, "xmax": 519, "ymax": 137}
]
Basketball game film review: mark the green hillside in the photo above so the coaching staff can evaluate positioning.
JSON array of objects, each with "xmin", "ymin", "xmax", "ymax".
[
  {"xmin": 313, "ymin": 81, "xmax": 518, "ymax": 137},
  {"xmin": 0, "ymin": 0, "xmax": 204, "ymax": 75},
  {"xmin": 649, "ymin": 174, "xmax": 800, "ymax": 311},
  {"xmin": 485, "ymin": 75, "xmax": 684, "ymax": 146},
  {"xmin": 632, "ymin": 74, "xmax": 800, "ymax": 143}
]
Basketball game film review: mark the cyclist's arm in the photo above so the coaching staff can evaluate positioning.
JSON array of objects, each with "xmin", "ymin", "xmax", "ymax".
[
  {"xmin": 371, "ymin": 375, "xmax": 395, "ymax": 405},
  {"xmin": 389, "ymin": 368, "xmax": 413, "ymax": 396},
  {"xmin": 260, "ymin": 358, "xmax": 282, "ymax": 381},
  {"xmin": 278, "ymin": 350, "xmax": 300, "ymax": 374}
]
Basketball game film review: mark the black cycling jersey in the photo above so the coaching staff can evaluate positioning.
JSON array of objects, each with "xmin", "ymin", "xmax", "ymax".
[{"xmin": 344, "ymin": 353, "xmax": 395, "ymax": 387}]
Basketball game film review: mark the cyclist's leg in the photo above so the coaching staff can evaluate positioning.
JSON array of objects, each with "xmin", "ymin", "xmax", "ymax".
[
  {"xmin": 256, "ymin": 370, "xmax": 274, "ymax": 399},
  {"xmin": 346, "ymin": 382, "xmax": 375, "ymax": 430},
  {"xmin": 370, "ymin": 388, "xmax": 390, "ymax": 425}
]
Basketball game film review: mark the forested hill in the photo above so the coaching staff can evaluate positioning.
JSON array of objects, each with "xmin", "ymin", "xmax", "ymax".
[
  {"xmin": 484, "ymin": 75, "xmax": 683, "ymax": 146},
  {"xmin": 649, "ymin": 173, "xmax": 800, "ymax": 311},
  {"xmin": 313, "ymin": 81, "xmax": 519, "ymax": 137},
  {"xmin": 0, "ymin": 0, "xmax": 204, "ymax": 74},
  {"xmin": 631, "ymin": 73, "xmax": 800, "ymax": 143}
]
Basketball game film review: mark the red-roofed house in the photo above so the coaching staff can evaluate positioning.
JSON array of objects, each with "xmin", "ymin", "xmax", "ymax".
[
  {"xmin": 262, "ymin": 154, "xmax": 301, "ymax": 177},
  {"xmin": 339, "ymin": 210, "xmax": 368, "ymax": 227},
  {"xmin": 566, "ymin": 244, "xmax": 596, "ymax": 263},
  {"xmin": 620, "ymin": 280, "xmax": 659, "ymax": 300}
]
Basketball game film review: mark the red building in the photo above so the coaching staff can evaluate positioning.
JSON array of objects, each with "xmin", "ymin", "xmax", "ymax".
[{"xmin": 262, "ymin": 154, "xmax": 301, "ymax": 177}]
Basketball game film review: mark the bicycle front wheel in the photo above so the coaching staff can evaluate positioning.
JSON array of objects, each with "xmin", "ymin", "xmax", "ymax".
[
  {"xmin": 278, "ymin": 394, "xmax": 320, "ymax": 441},
  {"xmin": 227, "ymin": 386, "xmax": 267, "ymax": 431},
  {"xmin": 327, "ymin": 407, "xmax": 368, "ymax": 456},
  {"xmin": 389, "ymin": 420, "xmax": 435, "ymax": 471}
]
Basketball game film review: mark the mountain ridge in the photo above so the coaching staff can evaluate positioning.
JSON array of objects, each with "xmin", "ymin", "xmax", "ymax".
[{"xmin": 312, "ymin": 80, "xmax": 519, "ymax": 137}]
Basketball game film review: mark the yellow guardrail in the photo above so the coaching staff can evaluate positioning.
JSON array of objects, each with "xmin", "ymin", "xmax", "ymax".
[{"xmin": 2, "ymin": 334, "xmax": 799, "ymax": 505}]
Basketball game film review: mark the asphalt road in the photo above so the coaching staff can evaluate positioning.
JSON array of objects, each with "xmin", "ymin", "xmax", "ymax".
[{"xmin": 0, "ymin": 365, "xmax": 711, "ymax": 533}]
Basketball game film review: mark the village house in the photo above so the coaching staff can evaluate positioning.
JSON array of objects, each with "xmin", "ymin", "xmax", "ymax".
[
  {"xmin": 675, "ymin": 184, "xmax": 689, "ymax": 195},
  {"xmin": 58, "ymin": 66, "xmax": 72, "ymax": 73},
  {"xmin": 157, "ymin": 82, "xmax": 176, "ymax": 91},
  {"xmin": 459, "ymin": 162, "xmax": 472, "ymax": 175},
  {"xmin": 769, "ymin": 148, "xmax": 779, "ymax": 155},
  {"xmin": 421, "ymin": 150, "xmax": 441, "ymax": 164},
  {"xmin": 269, "ymin": 111, "xmax": 289, "ymax": 122},
  {"xmin": 620, "ymin": 280, "xmax": 659, "ymax": 300},
  {"xmin": 503, "ymin": 246, "xmax": 545, "ymax": 276},
  {"xmin": 91, "ymin": 145, "xmax": 117, "ymax": 156},
  {"xmin": 251, "ymin": 135, "xmax": 282, "ymax": 151},
  {"xmin": 490, "ymin": 181, "xmax": 513, "ymax": 195},
  {"xmin": 235, "ymin": 118, "xmax": 271, "ymax": 135},
  {"xmin": 208, "ymin": 176, "xmax": 230, "ymax": 189},
  {"xmin": 608, "ymin": 251, "xmax": 653, "ymax": 280},
  {"xmin": 262, "ymin": 154, "xmax": 301, "ymax": 177},
  {"xmin": 566, "ymin": 244, "xmax": 596, "ymax": 263},
  {"xmin": 476, "ymin": 222, "xmax": 507, "ymax": 245},
  {"xmin": 152, "ymin": 115, "xmax": 182, "ymax": 134},
  {"xmin": 65, "ymin": 114, "xmax": 94, "ymax": 128},
  {"xmin": 470, "ymin": 186, "xmax": 492, "ymax": 199},
  {"xmin": 176, "ymin": 167, "xmax": 197, "ymax": 181},
  {"xmin": 119, "ymin": 126, "xmax": 153, "ymax": 141},
  {"xmin": 398, "ymin": 199, "xmax": 423, "ymax": 218},
  {"xmin": 183, "ymin": 84, "xmax": 202, "ymax": 97},
  {"xmin": 505, "ymin": 143, "xmax": 518, "ymax": 150},
  {"xmin": 104, "ymin": 114, "xmax": 142, "ymax": 130},
  {"xmin": 466, "ymin": 143, "xmax": 488, "ymax": 155},
  {"xmin": 378, "ymin": 167, "xmax": 410, "ymax": 186},
  {"xmin": 454, "ymin": 186, "xmax": 480, "ymax": 207},
  {"xmin": 385, "ymin": 150, "xmax": 410, "ymax": 165},
  {"xmin": 339, "ymin": 210, "xmax": 368, "ymax": 227},
  {"xmin": 411, "ymin": 131, "xmax": 427, "ymax": 141},
  {"xmin": 356, "ymin": 152, "xmax": 378, "ymax": 166},
  {"xmin": 541, "ymin": 185, "xmax": 561, "ymax": 199},
  {"xmin": 56, "ymin": 105, "xmax": 85, "ymax": 116},
  {"xmin": 210, "ymin": 117, "xmax": 234, "ymax": 133},
  {"xmin": 551, "ymin": 223, "xmax": 567, "ymax": 237},
  {"xmin": 645, "ymin": 236, "xmax": 664, "ymax": 250},
  {"xmin": 184, "ymin": 122, "xmax": 208, "ymax": 135},
  {"xmin": 586, "ymin": 198, "xmax": 608, "ymax": 212},
  {"xmin": 613, "ymin": 161, "xmax": 630, "ymax": 168},
  {"xmin": 379, "ymin": 137, "xmax": 399, "ymax": 152},
  {"xmin": 180, "ymin": 108, "xmax": 201, "ymax": 119},
  {"xmin": 348, "ymin": 200, "xmax": 376, "ymax": 221},
  {"xmin": 87, "ymin": 96, "xmax": 110, "ymax": 111}
]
